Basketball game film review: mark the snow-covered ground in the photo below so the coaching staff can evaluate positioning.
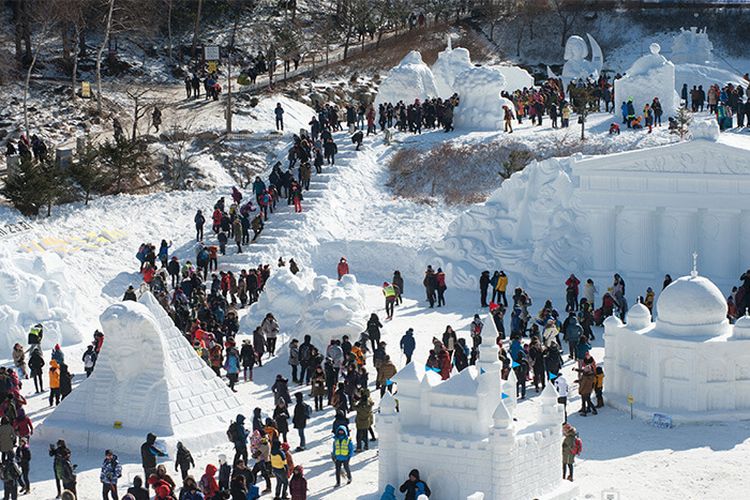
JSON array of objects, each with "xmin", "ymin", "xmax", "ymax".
[{"xmin": 3, "ymin": 87, "xmax": 750, "ymax": 500}]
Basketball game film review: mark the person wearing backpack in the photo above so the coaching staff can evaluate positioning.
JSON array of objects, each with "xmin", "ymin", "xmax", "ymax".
[
  {"xmin": 562, "ymin": 423, "xmax": 580, "ymax": 481},
  {"xmin": 82, "ymin": 345, "xmax": 98, "ymax": 378},
  {"xmin": 228, "ymin": 415, "xmax": 249, "ymax": 466},
  {"xmin": 297, "ymin": 335, "xmax": 315, "ymax": 385},
  {"xmin": 292, "ymin": 393, "xmax": 311, "ymax": 451},
  {"xmin": 0, "ymin": 456, "xmax": 22, "ymax": 500},
  {"xmin": 399, "ymin": 469, "xmax": 431, "ymax": 499}
]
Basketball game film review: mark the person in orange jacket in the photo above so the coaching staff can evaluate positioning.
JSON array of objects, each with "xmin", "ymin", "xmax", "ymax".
[{"xmin": 48, "ymin": 360, "xmax": 61, "ymax": 407}]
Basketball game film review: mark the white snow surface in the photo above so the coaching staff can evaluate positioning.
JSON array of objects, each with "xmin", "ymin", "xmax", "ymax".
[{"xmin": 374, "ymin": 51, "xmax": 439, "ymax": 106}]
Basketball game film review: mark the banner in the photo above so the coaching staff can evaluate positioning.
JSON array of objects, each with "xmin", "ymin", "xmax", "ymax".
[{"xmin": 0, "ymin": 221, "xmax": 33, "ymax": 239}]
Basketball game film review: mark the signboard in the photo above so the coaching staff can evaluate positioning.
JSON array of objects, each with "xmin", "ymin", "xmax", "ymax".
[
  {"xmin": 207, "ymin": 61, "xmax": 218, "ymax": 74},
  {"xmin": 81, "ymin": 81, "xmax": 91, "ymax": 98},
  {"xmin": 650, "ymin": 413, "xmax": 673, "ymax": 429},
  {"xmin": 204, "ymin": 45, "xmax": 220, "ymax": 61},
  {"xmin": 626, "ymin": 394, "xmax": 634, "ymax": 405},
  {"xmin": 0, "ymin": 221, "xmax": 33, "ymax": 239}
]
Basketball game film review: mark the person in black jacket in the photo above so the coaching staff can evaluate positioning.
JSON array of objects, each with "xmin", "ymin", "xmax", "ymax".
[
  {"xmin": 28, "ymin": 350, "xmax": 44, "ymax": 393},
  {"xmin": 479, "ymin": 270, "xmax": 491, "ymax": 308},
  {"xmin": 292, "ymin": 392, "xmax": 311, "ymax": 451},
  {"xmin": 174, "ymin": 442, "xmax": 195, "ymax": 481},
  {"xmin": 140, "ymin": 433, "xmax": 166, "ymax": 481},
  {"xmin": 365, "ymin": 314, "xmax": 382, "ymax": 353},
  {"xmin": 399, "ymin": 469, "xmax": 431, "ymax": 500},
  {"xmin": 127, "ymin": 475, "xmax": 149, "ymax": 500}
]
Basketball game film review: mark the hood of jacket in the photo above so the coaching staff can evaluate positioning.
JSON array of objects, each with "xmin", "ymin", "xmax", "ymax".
[
  {"xmin": 335, "ymin": 425, "xmax": 349, "ymax": 438},
  {"xmin": 205, "ymin": 464, "xmax": 217, "ymax": 476}
]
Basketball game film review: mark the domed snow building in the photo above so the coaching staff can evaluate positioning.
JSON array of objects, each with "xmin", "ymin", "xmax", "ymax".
[{"xmin": 604, "ymin": 271, "xmax": 750, "ymax": 422}]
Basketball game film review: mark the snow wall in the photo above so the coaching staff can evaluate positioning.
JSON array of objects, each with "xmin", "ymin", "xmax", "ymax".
[{"xmin": 453, "ymin": 66, "xmax": 514, "ymax": 131}]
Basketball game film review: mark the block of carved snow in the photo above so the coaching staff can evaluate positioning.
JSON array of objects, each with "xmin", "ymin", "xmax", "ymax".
[
  {"xmin": 375, "ymin": 51, "xmax": 439, "ymax": 106},
  {"xmin": 453, "ymin": 66, "xmax": 513, "ymax": 131}
]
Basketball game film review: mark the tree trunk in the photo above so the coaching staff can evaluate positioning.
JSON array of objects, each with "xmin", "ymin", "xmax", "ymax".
[
  {"xmin": 62, "ymin": 25, "xmax": 71, "ymax": 62},
  {"xmin": 191, "ymin": 0, "xmax": 204, "ymax": 59},
  {"xmin": 343, "ymin": 25, "xmax": 353, "ymax": 60},
  {"xmin": 489, "ymin": 22, "xmax": 495, "ymax": 41},
  {"xmin": 515, "ymin": 24, "xmax": 524, "ymax": 58},
  {"xmin": 13, "ymin": 0, "xmax": 22, "ymax": 60},
  {"xmin": 23, "ymin": 24, "xmax": 44, "ymax": 135},
  {"xmin": 167, "ymin": 0, "xmax": 174, "ymax": 61},
  {"xmin": 131, "ymin": 98, "xmax": 139, "ymax": 141},
  {"xmin": 71, "ymin": 26, "xmax": 80, "ymax": 100},
  {"xmin": 96, "ymin": 0, "xmax": 116, "ymax": 116},
  {"xmin": 22, "ymin": 1, "xmax": 31, "ymax": 62}
]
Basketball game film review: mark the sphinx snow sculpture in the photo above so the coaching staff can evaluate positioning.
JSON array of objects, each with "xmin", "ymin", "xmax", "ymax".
[
  {"xmin": 37, "ymin": 293, "xmax": 243, "ymax": 454},
  {"xmin": 375, "ymin": 51, "xmax": 439, "ymax": 106},
  {"xmin": 614, "ymin": 43, "xmax": 680, "ymax": 117},
  {"xmin": 550, "ymin": 34, "xmax": 603, "ymax": 86},
  {"xmin": 453, "ymin": 66, "xmax": 513, "ymax": 131}
]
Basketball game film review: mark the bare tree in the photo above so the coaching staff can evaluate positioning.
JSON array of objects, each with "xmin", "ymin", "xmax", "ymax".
[
  {"xmin": 191, "ymin": 0, "xmax": 204, "ymax": 59},
  {"xmin": 23, "ymin": 7, "xmax": 57, "ymax": 134},
  {"xmin": 125, "ymin": 87, "xmax": 154, "ymax": 141},
  {"xmin": 95, "ymin": 0, "xmax": 116, "ymax": 115},
  {"xmin": 550, "ymin": 0, "xmax": 581, "ymax": 48},
  {"xmin": 163, "ymin": 116, "xmax": 200, "ymax": 190}
]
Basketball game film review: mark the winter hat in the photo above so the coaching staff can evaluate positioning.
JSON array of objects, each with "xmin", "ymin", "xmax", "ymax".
[
  {"xmin": 409, "ymin": 469, "xmax": 420, "ymax": 480},
  {"xmin": 218, "ymin": 454, "xmax": 227, "ymax": 464}
]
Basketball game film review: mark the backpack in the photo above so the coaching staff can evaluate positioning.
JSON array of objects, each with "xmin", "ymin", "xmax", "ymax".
[
  {"xmin": 227, "ymin": 421, "xmax": 239, "ymax": 442},
  {"xmin": 304, "ymin": 404, "xmax": 312, "ymax": 419},
  {"xmin": 571, "ymin": 437, "xmax": 582, "ymax": 456}
]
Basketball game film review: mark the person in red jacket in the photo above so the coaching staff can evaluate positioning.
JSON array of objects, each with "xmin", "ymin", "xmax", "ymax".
[
  {"xmin": 289, "ymin": 465, "xmax": 307, "ymax": 500},
  {"xmin": 437, "ymin": 345, "xmax": 451, "ymax": 380},
  {"xmin": 337, "ymin": 258, "xmax": 349, "ymax": 280},
  {"xmin": 212, "ymin": 208, "xmax": 223, "ymax": 234},
  {"xmin": 435, "ymin": 268, "xmax": 447, "ymax": 307},
  {"xmin": 565, "ymin": 274, "xmax": 581, "ymax": 312},
  {"xmin": 199, "ymin": 464, "xmax": 219, "ymax": 499}
]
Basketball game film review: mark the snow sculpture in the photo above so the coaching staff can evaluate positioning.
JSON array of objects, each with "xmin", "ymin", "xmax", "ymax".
[
  {"xmin": 428, "ymin": 136, "xmax": 750, "ymax": 297},
  {"xmin": 671, "ymin": 27, "xmax": 713, "ymax": 65},
  {"xmin": 605, "ymin": 272, "xmax": 750, "ymax": 422},
  {"xmin": 38, "ymin": 293, "xmax": 243, "ymax": 454},
  {"xmin": 431, "ymin": 45, "xmax": 473, "ymax": 97},
  {"xmin": 690, "ymin": 119, "xmax": 720, "ymax": 141},
  {"xmin": 453, "ymin": 66, "xmax": 513, "ymax": 131},
  {"xmin": 374, "ymin": 51, "xmax": 439, "ymax": 106},
  {"xmin": 556, "ymin": 33, "xmax": 603, "ymax": 86},
  {"xmin": 489, "ymin": 65, "xmax": 535, "ymax": 92},
  {"xmin": 378, "ymin": 339, "xmax": 577, "ymax": 500},
  {"xmin": 427, "ymin": 157, "xmax": 587, "ymax": 291},
  {"xmin": 0, "ymin": 250, "xmax": 82, "ymax": 352},
  {"xmin": 614, "ymin": 43, "xmax": 680, "ymax": 117},
  {"xmin": 240, "ymin": 267, "xmax": 367, "ymax": 348}
]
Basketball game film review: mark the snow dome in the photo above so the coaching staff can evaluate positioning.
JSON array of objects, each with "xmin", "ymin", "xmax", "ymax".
[
  {"xmin": 604, "ymin": 273, "xmax": 750, "ymax": 422},
  {"xmin": 374, "ymin": 51, "xmax": 438, "ymax": 106},
  {"xmin": 626, "ymin": 302, "xmax": 651, "ymax": 330},
  {"xmin": 656, "ymin": 274, "xmax": 729, "ymax": 337}
]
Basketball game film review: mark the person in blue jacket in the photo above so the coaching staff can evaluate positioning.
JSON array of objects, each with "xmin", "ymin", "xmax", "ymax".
[
  {"xmin": 399, "ymin": 329, "xmax": 416, "ymax": 364},
  {"xmin": 331, "ymin": 425, "xmax": 354, "ymax": 487},
  {"xmin": 380, "ymin": 484, "xmax": 397, "ymax": 500},
  {"xmin": 620, "ymin": 101, "xmax": 628, "ymax": 125},
  {"xmin": 509, "ymin": 335, "xmax": 523, "ymax": 362}
]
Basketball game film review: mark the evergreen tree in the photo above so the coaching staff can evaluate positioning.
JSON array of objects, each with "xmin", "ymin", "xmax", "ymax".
[
  {"xmin": 98, "ymin": 136, "xmax": 150, "ymax": 194},
  {"xmin": 69, "ymin": 139, "xmax": 104, "ymax": 204},
  {"xmin": 1, "ymin": 157, "xmax": 46, "ymax": 216},
  {"xmin": 671, "ymin": 107, "xmax": 692, "ymax": 140}
]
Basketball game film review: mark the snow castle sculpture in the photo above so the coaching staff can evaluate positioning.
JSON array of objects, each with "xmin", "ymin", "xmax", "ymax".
[
  {"xmin": 378, "ymin": 316, "xmax": 578, "ymax": 500},
  {"xmin": 37, "ymin": 293, "xmax": 243, "ymax": 454},
  {"xmin": 605, "ymin": 268, "xmax": 750, "ymax": 422},
  {"xmin": 375, "ymin": 51, "xmax": 439, "ymax": 106},
  {"xmin": 550, "ymin": 34, "xmax": 603, "ymax": 86},
  {"xmin": 614, "ymin": 43, "xmax": 680, "ymax": 117}
]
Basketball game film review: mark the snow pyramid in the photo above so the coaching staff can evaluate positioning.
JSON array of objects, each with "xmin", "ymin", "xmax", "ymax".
[
  {"xmin": 453, "ymin": 66, "xmax": 513, "ymax": 131},
  {"xmin": 240, "ymin": 267, "xmax": 367, "ymax": 349},
  {"xmin": 0, "ymin": 250, "xmax": 82, "ymax": 353},
  {"xmin": 614, "ymin": 43, "xmax": 680, "ymax": 117},
  {"xmin": 431, "ymin": 45, "xmax": 473, "ymax": 97},
  {"xmin": 37, "ymin": 292, "xmax": 242, "ymax": 455},
  {"xmin": 374, "ymin": 51, "xmax": 438, "ymax": 106}
]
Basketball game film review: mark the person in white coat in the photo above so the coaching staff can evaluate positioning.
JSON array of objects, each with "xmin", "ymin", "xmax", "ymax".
[{"xmin": 554, "ymin": 374, "xmax": 569, "ymax": 422}]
